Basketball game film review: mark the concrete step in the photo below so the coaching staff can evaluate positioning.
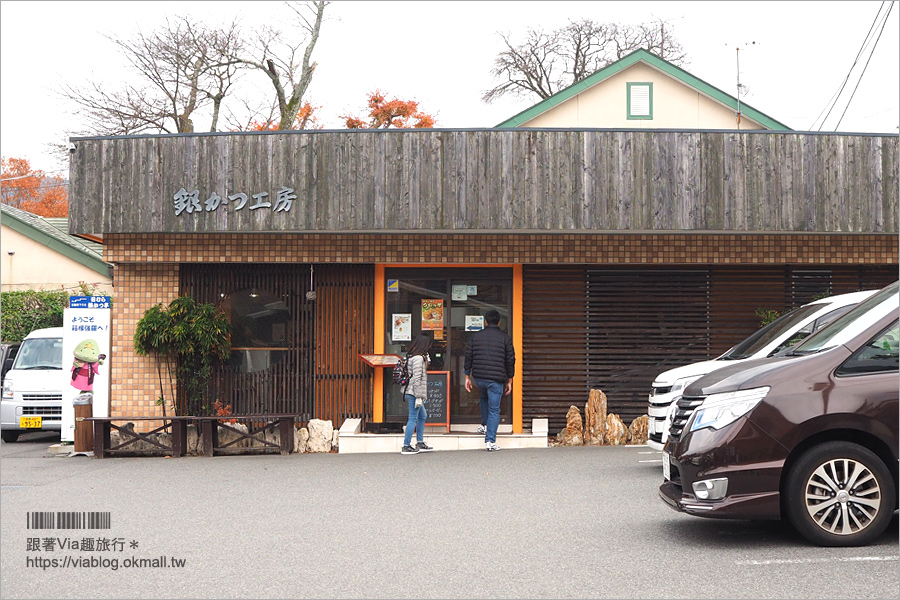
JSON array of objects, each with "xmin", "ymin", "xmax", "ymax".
[{"xmin": 337, "ymin": 418, "xmax": 548, "ymax": 454}]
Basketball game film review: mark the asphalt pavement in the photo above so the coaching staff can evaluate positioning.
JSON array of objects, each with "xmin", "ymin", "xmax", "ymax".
[{"xmin": 1, "ymin": 432, "xmax": 897, "ymax": 599}]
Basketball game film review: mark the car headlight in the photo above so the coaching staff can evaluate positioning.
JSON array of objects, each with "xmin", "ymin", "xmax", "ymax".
[
  {"xmin": 689, "ymin": 387, "xmax": 770, "ymax": 432},
  {"xmin": 2, "ymin": 377, "xmax": 12, "ymax": 400},
  {"xmin": 672, "ymin": 375, "xmax": 703, "ymax": 394}
]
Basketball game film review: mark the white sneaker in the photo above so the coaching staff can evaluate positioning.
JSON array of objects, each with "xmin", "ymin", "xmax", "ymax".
[
  {"xmin": 485, "ymin": 441, "xmax": 500, "ymax": 452},
  {"xmin": 476, "ymin": 425, "xmax": 486, "ymax": 434}
]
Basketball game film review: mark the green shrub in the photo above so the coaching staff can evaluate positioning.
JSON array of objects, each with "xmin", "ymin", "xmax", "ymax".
[{"xmin": 0, "ymin": 290, "xmax": 69, "ymax": 342}]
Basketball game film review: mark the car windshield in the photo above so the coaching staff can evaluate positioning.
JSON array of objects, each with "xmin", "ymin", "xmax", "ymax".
[
  {"xmin": 787, "ymin": 282, "xmax": 900, "ymax": 356},
  {"xmin": 721, "ymin": 304, "xmax": 823, "ymax": 360},
  {"xmin": 11, "ymin": 337, "xmax": 63, "ymax": 370}
]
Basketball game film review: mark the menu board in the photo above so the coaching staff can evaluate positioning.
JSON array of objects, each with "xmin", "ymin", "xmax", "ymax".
[{"xmin": 424, "ymin": 371, "xmax": 450, "ymax": 431}]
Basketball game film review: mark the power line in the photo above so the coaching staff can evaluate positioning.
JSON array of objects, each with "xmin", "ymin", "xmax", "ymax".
[
  {"xmin": 813, "ymin": 1, "xmax": 888, "ymax": 131},
  {"xmin": 835, "ymin": 1, "xmax": 895, "ymax": 130}
]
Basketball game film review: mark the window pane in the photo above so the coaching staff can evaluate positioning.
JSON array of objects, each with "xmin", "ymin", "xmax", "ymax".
[{"xmin": 629, "ymin": 84, "xmax": 651, "ymax": 117}]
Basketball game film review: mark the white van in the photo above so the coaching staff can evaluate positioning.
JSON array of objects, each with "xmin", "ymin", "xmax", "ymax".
[
  {"xmin": 646, "ymin": 290, "xmax": 877, "ymax": 451},
  {"xmin": 0, "ymin": 327, "xmax": 64, "ymax": 442}
]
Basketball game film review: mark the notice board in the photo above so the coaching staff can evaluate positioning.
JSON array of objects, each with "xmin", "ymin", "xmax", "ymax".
[{"xmin": 425, "ymin": 371, "xmax": 450, "ymax": 431}]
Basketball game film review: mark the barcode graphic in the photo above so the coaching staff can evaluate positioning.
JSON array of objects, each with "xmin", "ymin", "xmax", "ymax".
[{"xmin": 27, "ymin": 512, "xmax": 111, "ymax": 530}]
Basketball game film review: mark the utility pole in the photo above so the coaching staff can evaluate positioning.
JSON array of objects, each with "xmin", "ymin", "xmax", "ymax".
[{"xmin": 736, "ymin": 46, "xmax": 742, "ymax": 129}]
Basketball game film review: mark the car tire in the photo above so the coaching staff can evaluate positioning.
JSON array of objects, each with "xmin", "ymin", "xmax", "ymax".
[
  {"xmin": 1, "ymin": 431, "xmax": 20, "ymax": 443},
  {"xmin": 785, "ymin": 441, "xmax": 896, "ymax": 547}
]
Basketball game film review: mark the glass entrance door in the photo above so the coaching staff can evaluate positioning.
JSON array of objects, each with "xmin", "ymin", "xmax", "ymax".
[{"xmin": 383, "ymin": 268, "xmax": 512, "ymax": 426}]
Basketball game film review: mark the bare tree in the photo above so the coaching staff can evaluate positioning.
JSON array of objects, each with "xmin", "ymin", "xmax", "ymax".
[
  {"xmin": 235, "ymin": 1, "xmax": 327, "ymax": 130},
  {"xmin": 59, "ymin": 16, "xmax": 246, "ymax": 135},
  {"xmin": 483, "ymin": 18, "xmax": 687, "ymax": 103}
]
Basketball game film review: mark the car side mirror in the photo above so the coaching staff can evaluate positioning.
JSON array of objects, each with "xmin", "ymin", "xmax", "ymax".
[{"xmin": 1, "ymin": 357, "xmax": 13, "ymax": 380}]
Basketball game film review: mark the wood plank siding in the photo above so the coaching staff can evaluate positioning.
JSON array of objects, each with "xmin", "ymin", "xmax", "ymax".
[
  {"xmin": 68, "ymin": 130, "xmax": 898, "ymax": 235},
  {"xmin": 523, "ymin": 264, "xmax": 898, "ymax": 431},
  {"xmin": 179, "ymin": 263, "xmax": 373, "ymax": 427}
]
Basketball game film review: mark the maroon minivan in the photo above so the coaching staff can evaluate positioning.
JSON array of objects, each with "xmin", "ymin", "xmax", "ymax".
[{"xmin": 660, "ymin": 281, "xmax": 898, "ymax": 546}]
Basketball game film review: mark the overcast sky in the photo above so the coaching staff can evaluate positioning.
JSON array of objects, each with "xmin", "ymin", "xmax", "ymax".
[{"xmin": 1, "ymin": 0, "xmax": 898, "ymax": 176}]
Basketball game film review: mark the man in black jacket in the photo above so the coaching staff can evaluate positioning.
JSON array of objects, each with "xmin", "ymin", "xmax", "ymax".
[{"xmin": 464, "ymin": 309, "xmax": 515, "ymax": 451}]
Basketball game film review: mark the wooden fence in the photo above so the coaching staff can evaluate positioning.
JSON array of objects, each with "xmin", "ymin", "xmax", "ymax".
[{"xmin": 68, "ymin": 129, "xmax": 898, "ymax": 235}]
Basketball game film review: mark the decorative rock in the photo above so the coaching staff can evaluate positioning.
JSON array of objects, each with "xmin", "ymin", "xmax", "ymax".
[
  {"xmin": 332, "ymin": 429, "xmax": 339, "ymax": 452},
  {"xmin": 216, "ymin": 422, "xmax": 250, "ymax": 451},
  {"xmin": 558, "ymin": 405, "xmax": 584, "ymax": 446},
  {"xmin": 604, "ymin": 413, "xmax": 627, "ymax": 445},
  {"xmin": 584, "ymin": 389, "xmax": 608, "ymax": 445},
  {"xmin": 186, "ymin": 425, "xmax": 201, "ymax": 455},
  {"xmin": 306, "ymin": 419, "xmax": 334, "ymax": 453},
  {"xmin": 263, "ymin": 428, "xmax": 281, "ymax": 449},
  {"xmin": 627, "ymin": 415, "xmax": 649, "ymax": 445},
  {"xmin": 295, "ymin": 427, "xmax": 309, "ymax": 453}
]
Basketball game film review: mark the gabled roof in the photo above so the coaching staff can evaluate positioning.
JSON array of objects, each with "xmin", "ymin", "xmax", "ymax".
[
  {"xmin": 0, "ymin": 204, "xmax": 110, "ymax": 277},
  {"xmin": 496, "ymin": 48, "xmax": 791, "ymax": 130}
]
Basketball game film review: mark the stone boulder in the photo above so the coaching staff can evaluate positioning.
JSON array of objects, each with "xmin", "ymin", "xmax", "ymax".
[
  {"xmin": 627, "ymin": 415, "xmax": 649, "ymax": 445},
  {"xmin": 556, "ymin": 405, "xmax": 584, "ymax": 446},
  {"xmin": 604, "ymin": 413, "xmax": 627, "ymax": 445},
  {"xmin": 295, "ymin": 427, "xmax": 309, "ymax": 453},
  {"xmin": 215, "ymin": 422, "xmax": 250, "ymax": 453},
  {"xmin": 584, "ymin": 389, "xmax": 608, "ymax": 446},
  {"xmin": 306, "ymin": 419, "xmax": 334, "ymax": 453}
]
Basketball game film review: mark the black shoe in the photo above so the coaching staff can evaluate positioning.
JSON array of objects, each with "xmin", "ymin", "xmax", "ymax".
[
  {"xmin": 401, "ymin": 445, "xmax": 419, "ymax": 455},
  {"xmin": 416, "ymin": 441, "xmax": 434, "ymax": 452}
]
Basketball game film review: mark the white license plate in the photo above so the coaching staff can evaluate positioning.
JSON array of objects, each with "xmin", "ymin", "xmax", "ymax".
[
  {"xmin": 662, "ymin": 452, "xmax": 671, "ymax": 481},
  {"xmin": 20, "ymin": 416, "xmax": 42, "ymax": 428}
]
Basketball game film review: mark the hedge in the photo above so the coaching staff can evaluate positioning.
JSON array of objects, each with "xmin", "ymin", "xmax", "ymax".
[{"xmin": 0, "ymin": 290, "xmax": 69, "ymax": 343}]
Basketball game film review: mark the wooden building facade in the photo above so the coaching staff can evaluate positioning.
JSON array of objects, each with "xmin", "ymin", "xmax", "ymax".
[{"xmin": 68, "ymin": 129, "xmax": 899, "ymax": 432}]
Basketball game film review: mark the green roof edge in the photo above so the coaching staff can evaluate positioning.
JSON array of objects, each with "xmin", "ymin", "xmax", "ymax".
[
  {"xmin": 495, "ymin": 49, "xmax": 792, "ymax": 131},
  {"xmin": 0, "ymin": 207, "xmax": 110, "ymax": 277}
]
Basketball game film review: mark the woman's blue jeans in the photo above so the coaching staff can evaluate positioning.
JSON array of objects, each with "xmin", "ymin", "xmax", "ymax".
[{"xmin": 403, "ymin": 393, "xmax": 426, "ymax": 447}]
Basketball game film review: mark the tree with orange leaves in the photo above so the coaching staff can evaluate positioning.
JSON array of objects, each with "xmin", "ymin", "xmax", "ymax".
[
  {"xmin": 245, "ymin": 102, "xmax": 322, "ymax": 131},
  {"xmin": 343, "ymin": 90, "xmax": 436, "ymax": 129},
  {"xmin": 1, "ymin": 157, "xmax": 68, "ymax": 217}
]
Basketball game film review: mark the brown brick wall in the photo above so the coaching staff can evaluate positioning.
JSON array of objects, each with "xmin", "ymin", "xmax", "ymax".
[
  {"xmin": 110, "ymin": 263, "xmax": 179, "ymax": 421},
  {"xmin": 105, "ymin": 232, "xmax": 897, "ymax": 423},
  {"xmin": 105, "ymin": 232, "xmax": 898, "ymax": 265}
]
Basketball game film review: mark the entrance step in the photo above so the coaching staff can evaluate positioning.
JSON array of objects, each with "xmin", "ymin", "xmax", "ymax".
[{"xmin": 337, "ymin": 418, "xmax": 548, "ymax": 454}]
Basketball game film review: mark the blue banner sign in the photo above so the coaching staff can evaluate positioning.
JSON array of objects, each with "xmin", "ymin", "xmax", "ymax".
[{"xmin": 69, "ymin": 296, "xmax": 112, "ymax": 309}]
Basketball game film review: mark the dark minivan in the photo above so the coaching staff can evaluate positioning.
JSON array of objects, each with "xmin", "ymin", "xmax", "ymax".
[{"xmin": 660, "ymin": 281, "xmax": 898, "ymax": 546}]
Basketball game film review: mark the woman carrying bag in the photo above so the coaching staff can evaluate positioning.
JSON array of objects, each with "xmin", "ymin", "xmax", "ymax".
[{"xmin": 401, "ymin": 332, "xmax": 435, "ymax": 455}]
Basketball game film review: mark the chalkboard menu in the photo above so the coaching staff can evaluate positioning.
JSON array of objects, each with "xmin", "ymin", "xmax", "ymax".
[{"xmin": 425, "ymin": 371, "xmax": 450, "ymax": 431}]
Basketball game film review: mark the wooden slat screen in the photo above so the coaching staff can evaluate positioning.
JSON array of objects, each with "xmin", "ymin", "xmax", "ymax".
[
  {"xmin": 585, "ymin": 269, "xmax": 711, "ymax": 424},
  {"xmin": 522, "ymin": 266, "xmax": 590, "ymax": 431},
  {"xmin": 180, "ymin": 264, "xmax": 315, "ymax": 422},
  {"xmin": 522, "ymin": 264, "xmax": 896, "ymax": 434},
  {"xmin": 314, "ymin": 264, "xmax": 375, "ymax": 428}
]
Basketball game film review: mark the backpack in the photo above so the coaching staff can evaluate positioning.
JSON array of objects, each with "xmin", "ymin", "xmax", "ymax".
[{"xmin": 392, "ymin": 356, "xmax": 411, "ymax": 387}]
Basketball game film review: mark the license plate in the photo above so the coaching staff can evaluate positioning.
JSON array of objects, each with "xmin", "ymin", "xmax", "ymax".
[
  {"xmin": 20, "ymin": 416, "xmax": 42, "ymax": 428},
  {"xmin": 662, "ymin": 452, "xmax": 671, "ymax": 481}
]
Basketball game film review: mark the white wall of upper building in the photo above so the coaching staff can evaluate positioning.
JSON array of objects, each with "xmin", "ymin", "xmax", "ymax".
[
  {"xmin": 0, "ymin": 225, "xmax": 112, "ymax": 294},
  {"xmin": 522, "ymin": 62, "xmax": 765, "ymax": 130}
]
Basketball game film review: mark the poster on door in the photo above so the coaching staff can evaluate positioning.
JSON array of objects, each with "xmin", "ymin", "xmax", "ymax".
[
  {"xmin": 60, "ymin": 296, "xmax": 112, "ymax": 443},
  {"xmin": 421, "ymin": 299, "xmax": 444, "ymax": 339},
  {"xmin": 392, "ymin": 313, "xmax": 411, "ymax": 341}
]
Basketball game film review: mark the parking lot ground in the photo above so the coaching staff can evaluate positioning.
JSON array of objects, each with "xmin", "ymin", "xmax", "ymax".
[{"xmin": 1, "ymin": 436, "xmax": 897, "ymax": 599}]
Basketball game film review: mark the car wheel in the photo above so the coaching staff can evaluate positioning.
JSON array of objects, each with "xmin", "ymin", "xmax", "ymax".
[
  {"xmin": 785, "ymin": 441, "xmax": 896, "ymax": 547},
  {"xmin": 1, "ymin": 431, "xmax": 20, "ymax": 443}
]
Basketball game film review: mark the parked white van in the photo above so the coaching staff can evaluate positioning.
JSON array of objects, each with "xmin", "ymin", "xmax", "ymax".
[
  {"xmin": 646, "ymin": 290, "xmax": 877, "ymax": 451},
  {"xmin": 0, "ymin": 327, "xmax": 64, "ymax": 442}
]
